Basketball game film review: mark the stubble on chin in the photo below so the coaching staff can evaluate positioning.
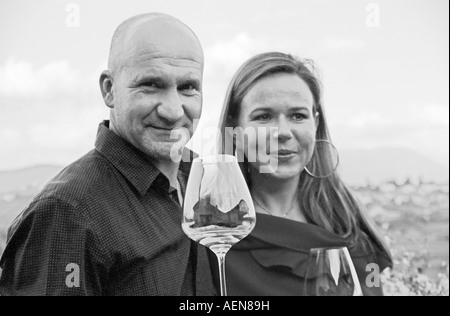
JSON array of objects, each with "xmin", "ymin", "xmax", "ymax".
[
  {"xmin": 140, "ymin": 135, "xmax": 190, "ymax": 163},
  {"xmin": 140, "ymin": 139, "xmax": 173, "ymax": 161}
]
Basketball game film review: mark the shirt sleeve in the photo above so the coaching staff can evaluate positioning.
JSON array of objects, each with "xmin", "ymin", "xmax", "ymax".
[{"xmin": 0, "ymin": 197, "xmax": 109, "ymax": 296}]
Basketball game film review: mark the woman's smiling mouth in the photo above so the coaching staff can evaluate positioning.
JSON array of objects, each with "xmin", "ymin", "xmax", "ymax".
[{"xmin": 270, "ymin": 149, "xmax": 298, "ymax": 161}]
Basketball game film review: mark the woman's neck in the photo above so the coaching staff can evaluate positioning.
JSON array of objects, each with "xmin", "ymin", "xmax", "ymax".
[{"xmin": 249, "ymin": 169, "xmax": 305, "ymax": 221}]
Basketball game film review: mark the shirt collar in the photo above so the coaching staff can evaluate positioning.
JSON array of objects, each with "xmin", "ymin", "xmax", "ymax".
[{"xmin": 95, "ymin": 121, "xmax": 196, "ymax": 197}]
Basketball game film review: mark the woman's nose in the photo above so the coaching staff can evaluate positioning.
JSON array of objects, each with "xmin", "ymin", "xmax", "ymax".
[
  {"xmin": 272, "ymin": 117, "xmax": 293, "ymax": 141},
  {"xmin": 156, "ymin": 89, "xmax": 184, "ymax": 123}
]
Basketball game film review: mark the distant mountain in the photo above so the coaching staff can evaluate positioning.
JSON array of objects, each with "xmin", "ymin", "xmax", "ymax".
[
  {"xmin": 0, "ymin": 147, "xmax": 448, "ymax": 193},
  {"xmin": 0, "ymin": 165, "xmax": 63, "ymax": 194},
  {"xmin": 339, "ymin": 148, "xmax": 449, "ymax": 185}
]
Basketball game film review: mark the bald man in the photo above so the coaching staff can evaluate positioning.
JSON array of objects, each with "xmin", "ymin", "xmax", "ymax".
[{"xmin": 0, "ymin": 13, "xmax": 215, "ymax": 296}]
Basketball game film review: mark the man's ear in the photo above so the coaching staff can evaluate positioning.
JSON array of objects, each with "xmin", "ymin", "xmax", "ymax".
[{"xmin": 99, "ymin": 70, "xmax": 114, "ymax": 109}]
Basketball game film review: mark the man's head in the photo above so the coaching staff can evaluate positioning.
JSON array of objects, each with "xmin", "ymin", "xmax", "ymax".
[{"xmin": 100, "ymin": 13, "xmax": 204, "ymax": 162}]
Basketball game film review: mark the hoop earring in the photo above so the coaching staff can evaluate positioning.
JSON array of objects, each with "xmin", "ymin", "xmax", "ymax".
[{"xmin": 304, "ymin": 139, "xmax": 340, "ymax": 179}]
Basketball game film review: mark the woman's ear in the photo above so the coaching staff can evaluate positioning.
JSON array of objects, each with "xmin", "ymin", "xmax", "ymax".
[
  {"xmin": 315, "ymin": 111, "xmax": 320, "ymax": 131},
  {"xmin": 99, "ymin": 70, "xmax": 114, "ymax": 109}
]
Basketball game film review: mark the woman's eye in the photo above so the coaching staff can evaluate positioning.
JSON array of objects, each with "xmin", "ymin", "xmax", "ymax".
[
  {"xmin": 292, "ymin": 113, "xmax": 307, "ymax": 121},
  {"xmin": 255, "ymin": 114, "xmax": 272, "ymax": 121}
]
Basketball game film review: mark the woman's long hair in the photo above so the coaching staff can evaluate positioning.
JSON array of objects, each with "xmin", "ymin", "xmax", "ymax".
[{"xmin": 218, "ymin": 52, "xmax": 392, "ymax": 259}]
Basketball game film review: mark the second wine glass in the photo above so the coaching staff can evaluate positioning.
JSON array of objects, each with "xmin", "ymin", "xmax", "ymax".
[
  {"xmin": 182, "ymin": 155, "xmax": 256, "ymax": 296},
  {"xmin": 304, "ymin": 247, "xmax": 363, "ymax": 296}
]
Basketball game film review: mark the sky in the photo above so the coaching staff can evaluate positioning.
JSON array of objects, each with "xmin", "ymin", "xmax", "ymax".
[{"xmin": 0, "ymin": 0, "xmax": 448, "ymax": 171}]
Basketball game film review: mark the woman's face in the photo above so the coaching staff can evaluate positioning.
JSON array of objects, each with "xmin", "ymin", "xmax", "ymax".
[{"xmin": 237, "ymin": 73, "xmax": 318, "ymax": 180}]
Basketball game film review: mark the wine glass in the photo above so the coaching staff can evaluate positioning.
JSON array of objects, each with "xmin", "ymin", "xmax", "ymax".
[
  {"xmin": 182, "ymin": 155, "xmax": 256, "ymax": 296},
  {"xmin": 304, "ymin": 247, "xmax": 363, "ymax": 296}
]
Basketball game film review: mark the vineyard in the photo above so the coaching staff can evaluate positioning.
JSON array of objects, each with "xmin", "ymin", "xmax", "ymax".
[
  {"xmin": 354, "ymin": 179, "xmax": 449, "ymax": 296},
  {"xmin": 0, "ymin": 179, "xmax": 448, "ymax": 296}
]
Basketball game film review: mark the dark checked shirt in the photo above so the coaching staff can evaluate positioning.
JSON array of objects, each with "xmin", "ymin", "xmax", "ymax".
[{"xmin": 0, "ymin": 121, "xmax": 215, "ymax": 296}]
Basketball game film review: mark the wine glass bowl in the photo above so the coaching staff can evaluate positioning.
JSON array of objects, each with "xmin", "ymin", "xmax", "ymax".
[
  {"xmin": 182, "ymin": 155, "xmax": 256, "ymax": 295},
  {"xmin": 304, "ymin": 247, "xmax": 363, "ymax": 296}
]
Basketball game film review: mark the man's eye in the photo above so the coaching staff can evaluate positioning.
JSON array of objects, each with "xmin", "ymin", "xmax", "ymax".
[
  {"xmin": 141, "ymin": 82, "xmax": 158, "ymax": 88},
  {"xmin": 180, "ymin": 84, "xmax": 198, "ymax": 92},
  {"xmin": 179, "ymin": 84, "xmax": 200, "ymax": 96}
]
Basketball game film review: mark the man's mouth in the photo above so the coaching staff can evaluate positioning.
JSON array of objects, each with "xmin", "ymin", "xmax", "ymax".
[{"xmin": 147, "ymin": 125, "xmax": 178, "ymax": 131}]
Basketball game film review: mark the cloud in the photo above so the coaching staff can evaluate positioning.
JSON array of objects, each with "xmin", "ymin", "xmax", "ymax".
[
  {"xmin": 191, "ymin": 33, "xmax": 266, "ymax": 137},
  {"xmin": 202, "ymin": 32, "xmax": 270, "ymax": 107},
  {"xmin": 0, "ymin": 128, "xmax": 21, "ymax": 152},
  {"xmin": 194, "ymin": 33, "xmax": 449, "ymax": 165},
  {"xmin": 0, "ymin": 59, "xmax": 109, "ymax": 170},
  {"xmin": 336, "ymin": 104, "xmax": 449, "ymax": 131},
  {"xmin": 0, "ymin": 58, "xmax": 107, "ymax": 101},
  {"xmin": 204, "ymin": 33, "xmax": 267, "ymax": 82},
  {"xmin": 321, "ymin": 37, "xmax": 366, "ymax": 53},
  {"xmin": 189, "ymin": 33, "xmax": 269, "ymax": 155},
  {"xmin": 0, "ymin": 59, "xmax": 83, "ymax": 98},
  {"xmin": 208, "ymin": 22, "xmax": 242, "ymax": 34},
  {"xmin": 330, "ymin": 103, "xmax": 449, "ymax": 166},
  {"xmin": 1, "ymin": 49, "xmax": 447, "ymax": 170},
  {"xmin": 28, "ymin": 107, "xmax": 107, "ymax": 149},
  {"xmin": 420, "ymin": 104, "xmax": 450, "ymax": 126}
]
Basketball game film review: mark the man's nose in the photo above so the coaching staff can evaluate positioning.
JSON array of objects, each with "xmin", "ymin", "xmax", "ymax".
[
  {"xmin": 156, "ymin": 89, "xmax": 184, "ymax": 123},
  {"xmin": 272, "ymin": 117, "xmax": 293, "ymax": 141}
]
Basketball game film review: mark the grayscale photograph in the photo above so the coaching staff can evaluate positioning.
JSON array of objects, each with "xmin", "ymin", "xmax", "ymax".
[{"xmin": 0, "ymin": 0, "xmax": 448, "ymax": 298}]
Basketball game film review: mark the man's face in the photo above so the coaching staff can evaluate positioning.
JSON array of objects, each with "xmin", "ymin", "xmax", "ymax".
[{"xmin": 109, "ymin": 23, "xmax": 203, "ymax": 162}]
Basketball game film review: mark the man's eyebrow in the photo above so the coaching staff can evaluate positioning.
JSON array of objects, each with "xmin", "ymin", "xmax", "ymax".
[
  {"xmin": 131, "ymin": 74, "xmax": 166, "ymax": 85},
  {"xmin": 130, "ymin": 73, "xmax": 201, "ymax": 86},
  {"xmin": 179, "ymin": 76, "xmax": 201, "ymax": 87}
]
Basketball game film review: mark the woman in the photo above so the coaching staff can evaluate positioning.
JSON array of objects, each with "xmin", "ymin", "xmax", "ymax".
[{"xmin": 217, "ymin": 52, "xmax": 393, "ymax": 296}]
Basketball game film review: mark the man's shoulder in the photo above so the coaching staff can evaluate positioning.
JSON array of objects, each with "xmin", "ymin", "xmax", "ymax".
[
  {"xmin": 7, "ymin": 150, "xmax": 116, "ymax": 236},
  {"xmin": 36, "ymin": 149, "xmax": 116, "ymax": 205}
]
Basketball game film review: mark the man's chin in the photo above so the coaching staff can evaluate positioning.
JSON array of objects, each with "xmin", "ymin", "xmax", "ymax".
[{"xmin": 142, "ymin": 141, "xmax": 188, "ymax": 162}]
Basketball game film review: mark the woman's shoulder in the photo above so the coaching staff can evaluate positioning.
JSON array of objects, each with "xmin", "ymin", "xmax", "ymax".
[
  {"xmin": 351, "ymin": 233, "xmax": 393, "ymax": 272},
  {"xmin": 237, "ymin": 213, "xmax": 351, "ymax": 253}
]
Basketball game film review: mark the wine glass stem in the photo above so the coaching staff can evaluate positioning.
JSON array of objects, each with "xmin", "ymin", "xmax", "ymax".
[{"xmin": 216, "ymin": 253, "xmax": 227, "ymax": 296}]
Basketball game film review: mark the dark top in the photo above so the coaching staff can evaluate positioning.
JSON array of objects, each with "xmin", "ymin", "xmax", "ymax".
[
  {"xmin": 0, "ymin": 121, "xmax": 215, "ymax": 296},
  {"xmin": 225, "ymin": 213, "xmax": 392, "ymax": 296}
]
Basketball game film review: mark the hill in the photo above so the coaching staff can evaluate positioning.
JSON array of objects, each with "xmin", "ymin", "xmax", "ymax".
[
  {"xmin": 0, "ymin": 148, "xmax": 448, "ymax": 191},
  {"xmin": 339, "ymin": 147, "xmax": 449, "ymax": 185},
  {"xmin": 0, "ymin": 165, "xmax": 63, "ymax": 194}
]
